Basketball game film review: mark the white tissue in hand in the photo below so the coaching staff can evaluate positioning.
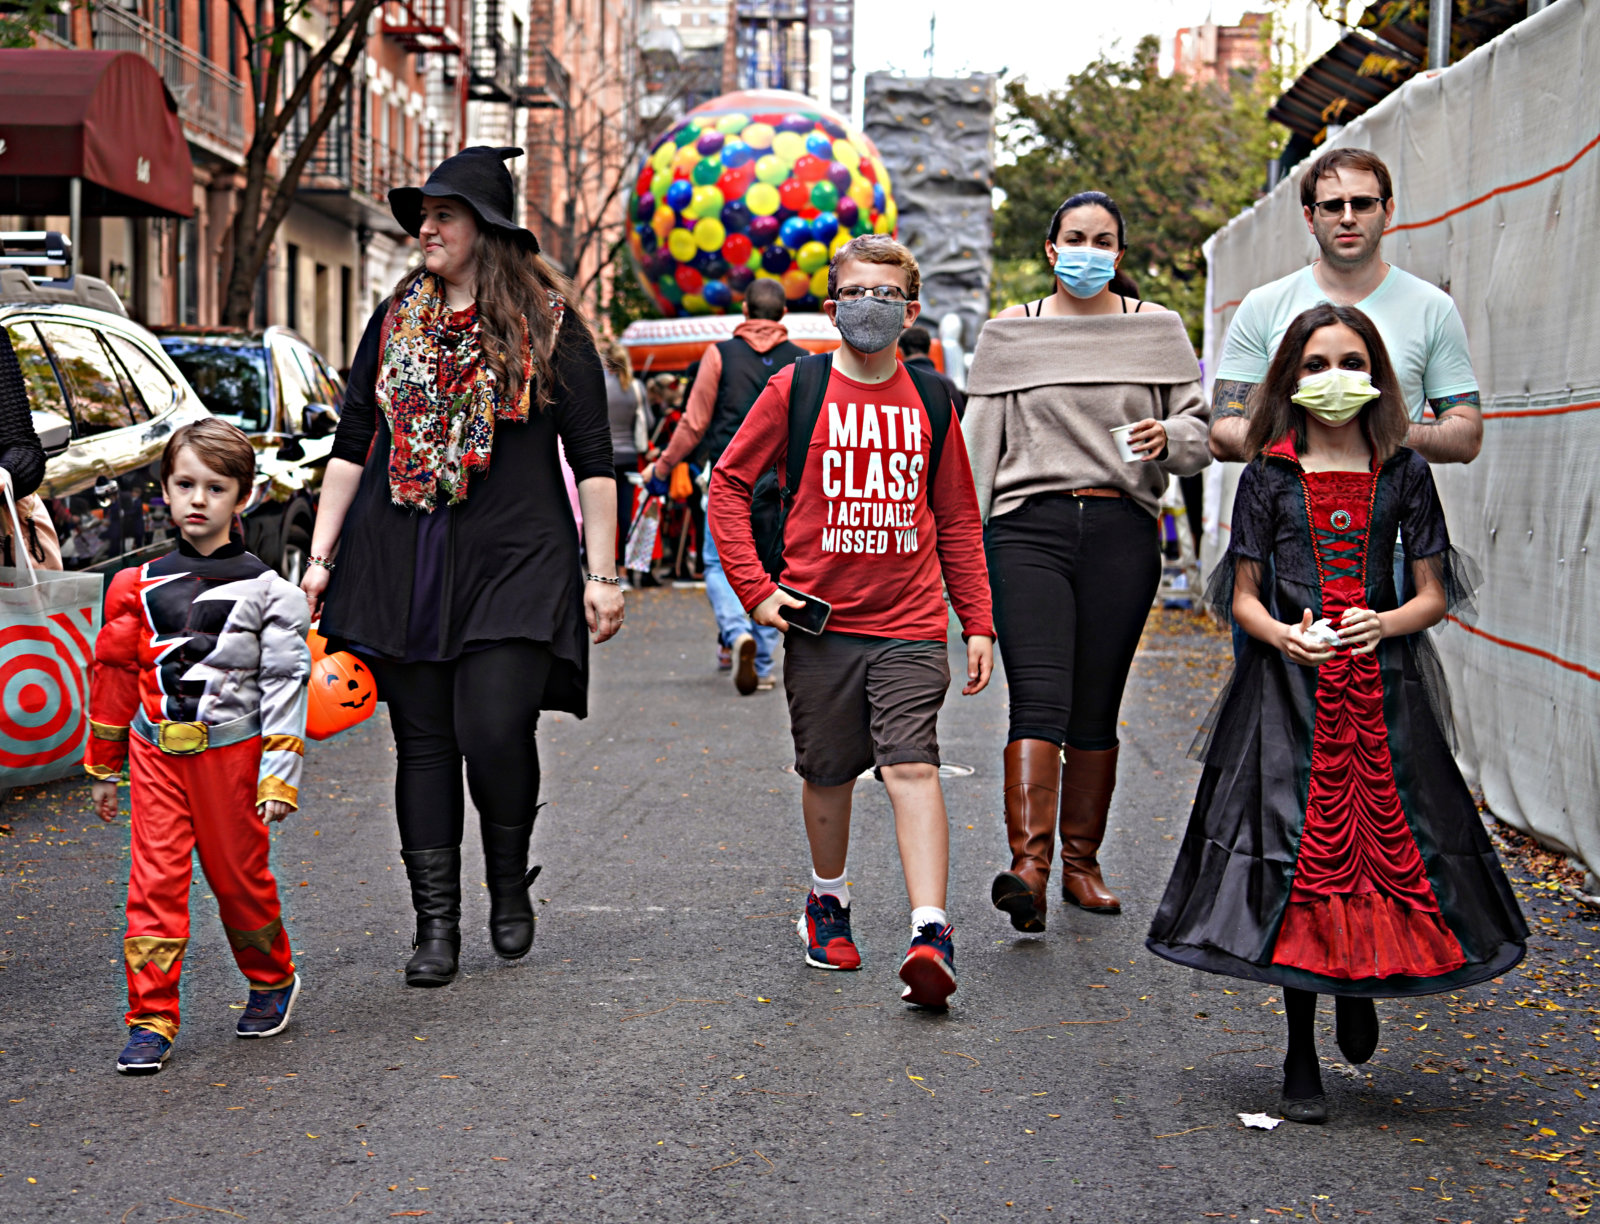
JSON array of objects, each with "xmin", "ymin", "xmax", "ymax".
[{"xmin": 1307, "ymin": 618, "xmax": 1342, "ymax": 648}]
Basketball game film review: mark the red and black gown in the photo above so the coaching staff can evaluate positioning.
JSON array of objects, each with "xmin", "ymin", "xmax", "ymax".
[{"xmin": 1147, "ymin": 440, "xmax": 1527, "ymax": 997}]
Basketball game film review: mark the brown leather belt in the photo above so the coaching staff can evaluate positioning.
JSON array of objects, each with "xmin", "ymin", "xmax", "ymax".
[{"xmin": 1068, "ymin": 487, "xmax": 1126, "ymax": 499}]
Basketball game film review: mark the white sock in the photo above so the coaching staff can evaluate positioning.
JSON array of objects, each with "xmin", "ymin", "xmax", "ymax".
[
  {"xmin": 811, "ymin": 870, "xmax": 849, "ymax": 907},
  {"xmin": 910, "ymin": 906, "xmax": 948, "ymax": 933}
]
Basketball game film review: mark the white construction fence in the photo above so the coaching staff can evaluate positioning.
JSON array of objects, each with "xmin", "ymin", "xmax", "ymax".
[{"xmin": 1201, "ymin": 0, "xmax": 1600, "ymax": 872}]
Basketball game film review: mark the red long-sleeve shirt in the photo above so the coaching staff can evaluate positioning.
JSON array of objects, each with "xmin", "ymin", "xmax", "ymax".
[{"xmin": 708, "ymin": 361, "xmax": 993, "ymax": 642}]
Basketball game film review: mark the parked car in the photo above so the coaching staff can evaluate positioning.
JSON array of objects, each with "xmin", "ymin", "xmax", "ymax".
[
  {"xmin": 158, "ymin": 326, "xmax": 342, "ymax": 583},
  {"xmin": 0, "ymin": 262, "xmax": 208, "ymax": 573},
  {"xmin": 0, "ymin": 236, "xmax": 318, "ymax": 579}
]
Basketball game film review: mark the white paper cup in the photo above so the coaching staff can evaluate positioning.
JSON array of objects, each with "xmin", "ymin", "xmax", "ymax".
[{"xmin": 1109, "ymin": 424, "xmax": 1139, "ymax": 463}]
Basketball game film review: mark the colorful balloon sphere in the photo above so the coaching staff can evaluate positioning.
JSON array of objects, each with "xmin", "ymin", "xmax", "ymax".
[{"xmin": 626, "ymin": 90, "xmax": 897, "ymax": 318}]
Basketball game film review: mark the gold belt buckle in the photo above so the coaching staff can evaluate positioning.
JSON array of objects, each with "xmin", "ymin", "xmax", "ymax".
[{"xmin": 157, "ymin": 721, "xmax": 208, "ymax": 755}]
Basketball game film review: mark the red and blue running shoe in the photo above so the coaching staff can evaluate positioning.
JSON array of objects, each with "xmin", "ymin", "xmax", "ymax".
[
  {"xmin": 798, "ymin": 891, "xmax": 861, "ymax": 970},
  {"xmin": 115, "ymin": 1026, "xmax": 172, "ymax": 1075},
  {"xmin": 236, "ymin": 972, "xmax": 301, "ymax": 1038},
  {"xmin": 899, "ymin": 923, "xmax": 956, "ymax": 1009}
]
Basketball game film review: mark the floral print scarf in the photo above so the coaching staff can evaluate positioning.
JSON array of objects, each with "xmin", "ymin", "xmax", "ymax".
[{"xmin": 374, "ymin": 272, "xmax": 561, "ymax": 511}]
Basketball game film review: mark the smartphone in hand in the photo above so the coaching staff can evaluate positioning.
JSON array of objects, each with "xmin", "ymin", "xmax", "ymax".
[{"xmin": 777, "ymin": 584, "xmax": 831, "ymax": 635}]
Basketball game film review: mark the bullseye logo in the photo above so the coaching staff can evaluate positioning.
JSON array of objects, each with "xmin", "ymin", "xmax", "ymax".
[{"xmin": 0, "ymin": 608, "xmax": 97, "ymax": 777}]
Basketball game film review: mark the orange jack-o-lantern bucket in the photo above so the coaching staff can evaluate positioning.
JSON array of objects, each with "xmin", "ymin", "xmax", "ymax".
[{"xmin": 305, "ymin": 645, "xmax": 377, "ymax": 741}]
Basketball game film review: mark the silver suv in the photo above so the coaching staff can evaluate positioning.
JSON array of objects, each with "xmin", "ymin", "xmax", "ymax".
[
  {"xmin": 1, "ymin": 239, "xmax": 315, "ymax": 578},
  {"xmin": 1, "ymin": 265, "xmax": 209, "ymax": 573}
]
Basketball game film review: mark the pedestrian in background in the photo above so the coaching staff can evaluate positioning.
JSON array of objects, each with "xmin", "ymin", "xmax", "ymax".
[
  {"xmin": 1208, "ymin": 148, "xmax": 1481, "ymax": 467},
  {"xmin": 1147, "ymin": 305, "xmax": 1526, "ymax": 1123},
  {"xmin": 709, "ymin": 236, "xmax": 993, "ymax": 1010},
  {"xmin": 646, "ymin": 279, "xmax": 806, "ymax": 693},
  {"xmin": 301, "ymin": 147, "xmax": 622, "ymax": 989},
  {"xmin": 601, "ymin": 337, "xmax": 648, "ymax": 573},
  {"xmin": 896, "ymin": 325, "xmax": 965, "ymax": 419},
  {"xmin": 964, "ymin": 190, "xmax": 1210, "ymax": 933}
]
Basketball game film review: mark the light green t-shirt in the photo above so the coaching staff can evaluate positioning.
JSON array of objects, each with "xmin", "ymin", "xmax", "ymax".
[{"xmin": 1215, "ymin": 264, "xmax": 1477, "ymax": 421}]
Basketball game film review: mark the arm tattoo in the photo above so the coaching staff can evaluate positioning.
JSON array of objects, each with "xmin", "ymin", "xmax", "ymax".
[
  {"xmin": 1212, "ymin": 378, "xmax": 1256, "ymax": 421},
  {"xmin": 1426, "ymin": 390, "xmax": 1480, "ymax": 419}
]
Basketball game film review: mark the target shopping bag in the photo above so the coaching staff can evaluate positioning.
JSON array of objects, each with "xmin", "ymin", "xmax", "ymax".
[{"xmin": 0, "ymin": 487, "xmax": 103, "ymax": 786}]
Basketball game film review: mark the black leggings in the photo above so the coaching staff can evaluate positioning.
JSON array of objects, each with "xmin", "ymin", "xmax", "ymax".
[
  {"xmin": 367, "ymin": 641, "xmax": 553, "ymax": 851},
  {"xmin": 985, "ymin": 494, "xmax": 1160, "ymax": 750}
]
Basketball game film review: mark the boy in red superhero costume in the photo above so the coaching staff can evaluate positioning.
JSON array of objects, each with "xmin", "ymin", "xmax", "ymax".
[{"xmin": 88, "ymin": 420, "xmax": 312, "ymax": 1075}]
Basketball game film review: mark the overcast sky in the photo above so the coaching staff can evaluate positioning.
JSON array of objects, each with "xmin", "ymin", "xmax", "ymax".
[{"xmin": 851, "ymin": 0, "xmax": 1268, "ymax": 123}]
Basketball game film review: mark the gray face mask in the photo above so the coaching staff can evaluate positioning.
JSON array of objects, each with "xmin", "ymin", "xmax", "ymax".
[{"xmin": 833, "ymin": 296, "xmax": 907, "ymax": 355}]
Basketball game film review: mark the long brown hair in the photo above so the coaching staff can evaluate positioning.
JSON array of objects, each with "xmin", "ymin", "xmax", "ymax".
[
  {"xmin": 1243, "ymin": 303, "xmax": 1409, "ymax": 462},
  {"xmin": 390, "ymin": 226, "xmax": 592, "ymax": 411}
]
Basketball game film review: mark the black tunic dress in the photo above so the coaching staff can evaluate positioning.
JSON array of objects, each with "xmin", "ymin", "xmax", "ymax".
[
  {"xmin": 1146, "ymin": 443, "xmax": 1527, "ymax": 998},
  {"xmin": 318, "ymin": 305, "xmax": 613, "ymax": 716}
]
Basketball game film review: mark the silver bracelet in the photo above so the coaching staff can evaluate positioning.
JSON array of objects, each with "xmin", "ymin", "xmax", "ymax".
[
  {"xmin": 585, "ymin": 573, "xmax": 622, "ymax": 586},
  {"xmin": 308, "ymin": 555, "xmax": 336, "ymax": 571}
]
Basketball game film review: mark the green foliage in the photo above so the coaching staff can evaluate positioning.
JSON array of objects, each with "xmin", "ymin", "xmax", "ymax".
[
  {"xmin": 606, "ymin": 240, "xmax": 659, "ymax": 335},
  {"xmin": 0, "ymin": 0, "xmax": 66, "ymax": 47},
  {"xmin": 993, "ymin": 35, "xmax": 1283, "ymax": 346}
]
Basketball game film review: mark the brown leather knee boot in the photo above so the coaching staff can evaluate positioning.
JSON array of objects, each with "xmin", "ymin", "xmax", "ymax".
[
  {"xmin": 1059, "ymin": 745, "xmax": 1121, "ymax": 914},
  {"xmin": 990, "ymin": 739, "xmax": 1060, "ymax": 932}
]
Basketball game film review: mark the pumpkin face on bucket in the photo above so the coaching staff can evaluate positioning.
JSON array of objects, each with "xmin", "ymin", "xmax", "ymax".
[{"xmin": 306, "ymin": 650, "xmax": 377, "ymax": 741}]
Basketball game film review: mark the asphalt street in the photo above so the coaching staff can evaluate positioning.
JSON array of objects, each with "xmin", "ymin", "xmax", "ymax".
[{"xmin": 0, "ymin": 586, "xmax": 1592, "ymax": 1223}]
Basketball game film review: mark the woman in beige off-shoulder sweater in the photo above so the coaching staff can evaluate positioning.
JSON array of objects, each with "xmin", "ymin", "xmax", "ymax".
[{"xmin": 963, "ymin": 190, "xmax": 1210, "ymax": 935}]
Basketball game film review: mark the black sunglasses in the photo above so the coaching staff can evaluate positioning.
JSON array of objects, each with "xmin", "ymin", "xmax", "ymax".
[{"xmin": 1310, "ymin": 195, "xmax": 1389, "ymax": 218}]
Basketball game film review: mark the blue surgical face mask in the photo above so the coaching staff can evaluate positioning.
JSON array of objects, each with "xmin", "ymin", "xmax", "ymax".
[{"xmin": 1052, "ymin": 245, "xmax": 1118, "ymax": 299}]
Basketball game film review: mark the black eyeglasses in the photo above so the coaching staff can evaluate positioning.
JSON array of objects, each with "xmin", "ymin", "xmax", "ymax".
[
  {"xmin": 835, "ymin": 285, "xmax": 908, "ymax": 302},
  {"xmin": 1310, "ymin": 196, "xmax": 1388, "ymax": 218}
]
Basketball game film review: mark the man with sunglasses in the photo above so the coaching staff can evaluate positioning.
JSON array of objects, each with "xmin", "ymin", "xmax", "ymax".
[{"xmin": 1208, "ymin": 147, "xmax": 1482, "ymax": 465}]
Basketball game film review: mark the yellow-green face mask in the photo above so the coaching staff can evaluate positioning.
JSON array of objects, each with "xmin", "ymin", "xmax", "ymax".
[{"xmin": 1291, "ymin": 368, "xmax": 1380, "ymax": 425}]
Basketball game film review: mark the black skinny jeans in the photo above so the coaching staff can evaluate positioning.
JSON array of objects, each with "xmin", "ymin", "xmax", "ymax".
[
  {"xmin": 367, "ymin": 640, "xmax": 553, "ymax": 851},
  {"xmin": 986, "ymin": 494, "xmax": 1161, "ymax": 751}
]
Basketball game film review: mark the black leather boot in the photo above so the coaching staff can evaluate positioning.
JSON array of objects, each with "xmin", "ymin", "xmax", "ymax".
[
  {"xmin": 481, "ymin": 821, "xmax": 540, "ymax": 960},
  {"xmin": 400, "ymin": 847, "xmax": 461, "ymax": 987}
]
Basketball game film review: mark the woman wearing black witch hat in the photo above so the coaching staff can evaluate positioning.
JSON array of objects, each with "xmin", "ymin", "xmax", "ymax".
[{"xmin": 302, "ymin": 146, "xmax": 622, "ymax": 987}]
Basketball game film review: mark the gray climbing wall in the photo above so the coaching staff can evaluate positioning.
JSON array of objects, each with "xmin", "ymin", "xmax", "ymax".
[{"xmin": 862, "ymin": 72, "xmax": 997, "ymax": 354}]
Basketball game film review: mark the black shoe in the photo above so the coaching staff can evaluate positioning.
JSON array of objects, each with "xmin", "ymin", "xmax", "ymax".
[
  {"xmin": 1335, "ymin": 996, "xmax": 1379, "ymax": 1065},
  {"xmin": 481, "ymin": 819, "xmax": 540, "ymax": 960},
  {"xmin": 1280, "ymin": 1095, "xmax": 1328, "ymax": 1124},
  {"xmin": 990, "ymin": 871, "xmax": 1046, "ymax": 933},
  {"xmin": 400, "ymin": 847, "xmax": 461, "ymax": 987}
]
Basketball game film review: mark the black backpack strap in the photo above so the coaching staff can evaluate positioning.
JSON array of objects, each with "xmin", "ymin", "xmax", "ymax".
[
  {"xmin": 783, "ymin": 351, "xmax": 833, "ymax": 496},
  {"xmin": 901, "ymin": 359, "xmax": 953, "ymax": 484}
]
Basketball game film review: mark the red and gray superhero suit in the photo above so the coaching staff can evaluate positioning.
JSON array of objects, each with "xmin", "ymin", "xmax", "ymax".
[{"xmin": 86, "ymin": 539, "xmax": 312, "ymax": 1041}]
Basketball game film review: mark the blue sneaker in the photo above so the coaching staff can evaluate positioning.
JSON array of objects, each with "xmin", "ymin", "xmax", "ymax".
[
  {"xmin": 899, "ymin": 923, "xmax": 956, "ymax": 1009},
  {"xmin": 116, "ymin": 1026, "xmax": 172, "ymax": 1075},
  {"xmin": 797, "ymin": 891, "xmax": 862, "ymax": 970},
  {"xmin": 236, "ymin": 972, "xmax": 301, "ymax": 1038}
]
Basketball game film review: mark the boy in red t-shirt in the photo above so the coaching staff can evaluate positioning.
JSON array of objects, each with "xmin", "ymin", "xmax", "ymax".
[{"xmin": 708, "ymin": 237, "xmax": 994, "ymax": 1009}]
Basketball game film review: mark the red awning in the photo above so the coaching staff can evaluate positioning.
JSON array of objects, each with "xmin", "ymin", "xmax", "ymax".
[{"xmin": 0, "ymin": 49, "xmax": 194, "ymax": 218}]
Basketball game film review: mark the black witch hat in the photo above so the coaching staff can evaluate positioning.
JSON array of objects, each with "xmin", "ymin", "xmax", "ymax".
[{"xmin": 388, "ymin": 146, "xmax": 539, "ymax": 252}]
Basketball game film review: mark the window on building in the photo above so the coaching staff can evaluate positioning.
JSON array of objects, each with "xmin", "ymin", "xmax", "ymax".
[
  {"xmin": 339, "ymin": 265, "xmax": 352, "ymax": 366},
  {"xmin": 198, "ymin": 0, "xmax": 211, "ymax": 62},
  {"xmin": 286, "ymin": 243, "xmax": 300, "ymax": 331}
]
